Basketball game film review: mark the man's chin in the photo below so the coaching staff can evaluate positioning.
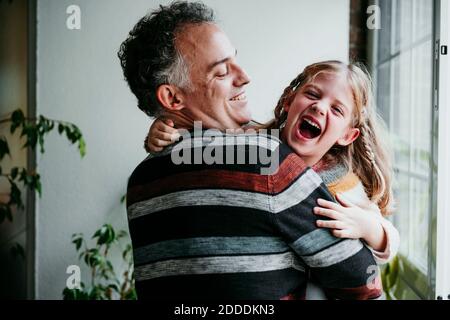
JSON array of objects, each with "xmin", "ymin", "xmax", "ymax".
[{"xmin": 234, "ymin": 108, "xmax": 252, "ymax": 127}]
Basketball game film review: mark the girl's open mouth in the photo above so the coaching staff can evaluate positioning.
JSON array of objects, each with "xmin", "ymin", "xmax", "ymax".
[{"xmin": 298, "ymin": 117, "xmax": 322, "ymax": 139}]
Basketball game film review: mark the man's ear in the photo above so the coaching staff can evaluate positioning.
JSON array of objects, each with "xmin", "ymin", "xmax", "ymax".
[
  {"xmin": 156, "ymin": 84, "xmax": 184, "ymax": 111},
  {"xmin": 337, "ymin": 127, "xmax": 360, "ymax": 146}
]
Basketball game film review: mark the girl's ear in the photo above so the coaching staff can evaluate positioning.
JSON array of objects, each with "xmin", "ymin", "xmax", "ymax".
[
  {"xmin": 156, "ymin": 84, "xmax": 185, "ymax": 111},
  {"xmin": 283, "ymin": 91, "xmax": 295, "ymax": 113},
  {"xmin": 337, "ymin": 127, "xmax": 360, "ymax": 146}
]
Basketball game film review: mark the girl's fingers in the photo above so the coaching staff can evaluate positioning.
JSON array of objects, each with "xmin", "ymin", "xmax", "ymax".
[
  {"xmin": 316, "ymin": 220, "xmax": 344, "ymax": 230},
  {"xmin": 335, "ymin": 193, "xmax": 354, "ymax": 208},
  {"xmin": 149, "ymin": 145, "xmax": 163, "ymax": 153},
  {"xmin": 313, "ymin": 207, "xmax": 340, "ymax": 220},
  {"xmin": 155, "ymin": 130, "xmax": 180, "ymax": 142},
  {"xmin": 332, "ymin": 229, "xmax": 347, "ymax": 238},
  {"xmin": 317, "ymin": 198, "xmax": 343, "ymax": 211},
  {"xmin": 164, "ymin": 119, "xmax": 175, "ymax": 127},
  {"xmin": 156, "ymin": 122, "xmax": 179, "ymax": 135},
  {"xmin": 150, "ymin": 137, "xmax": 173, "ymax": 147}
]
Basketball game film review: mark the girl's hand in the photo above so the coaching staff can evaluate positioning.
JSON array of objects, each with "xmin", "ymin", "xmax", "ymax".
[
  {"xmin": 146, "ymin": 118, "xmax": 181, "ymax": 153},
  {"xmin": 314, "ymin": 193, "xmax": 386, "ymax": 251}
]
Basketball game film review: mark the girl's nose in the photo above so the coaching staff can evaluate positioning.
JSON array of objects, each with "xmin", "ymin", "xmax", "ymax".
[{"xmin": 311, "ymin": 103, "xmax": 326, "ymax": 116}]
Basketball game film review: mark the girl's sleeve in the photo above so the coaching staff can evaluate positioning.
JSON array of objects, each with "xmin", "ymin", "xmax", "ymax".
[{"xmin": 367, "ymin": 202, "xmax": 400, "ymax": 265}]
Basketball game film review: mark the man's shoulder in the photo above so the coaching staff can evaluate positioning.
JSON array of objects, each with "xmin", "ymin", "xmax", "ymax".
[{"xmin": 127, "ymin": 129, "xmax": 306, "ymax": 187}]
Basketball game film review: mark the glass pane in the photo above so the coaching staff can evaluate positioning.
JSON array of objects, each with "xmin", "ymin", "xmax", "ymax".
[
  {"xmin": 376, "ymin": 62, "xmax": 391, "ymax": 124},
  {"xmin": 411, "ymin": 40, "xmax": 432, "ymax": 176},
  {"xmin": 409, "ymin": 177, "xmax": 430, "ymax": 273},
  {"xmin": 393, "ymin": 0, "xmax": 413, "ymax": 53},
  {"xmin": 378, "ymin": 0, "xmax": 393, "ymax": 63},
  {"xmin": 413, "ymin": 0, "xmax": 433, "ymax": 41},
  {"xmin": 394, "ymin": 172, "xmax": 410, "ymax": 256},
  {"xmin": 391, "ymin": 53, "xmax": 411, "ymax": 172}
]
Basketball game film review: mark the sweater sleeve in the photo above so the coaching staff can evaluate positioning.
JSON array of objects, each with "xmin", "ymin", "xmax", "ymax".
[{"xmin": 270, "ymin": 163, "xmax": 383, "ymax": 300}]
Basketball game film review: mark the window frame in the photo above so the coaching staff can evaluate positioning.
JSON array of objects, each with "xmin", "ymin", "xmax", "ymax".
[
  {"xmin": 434, "ymin": 0, "xmax": 450, "ymax": 300},
  {"xmin": 369, "ymin": 0, "xmax": 439, "ymax": 300}
]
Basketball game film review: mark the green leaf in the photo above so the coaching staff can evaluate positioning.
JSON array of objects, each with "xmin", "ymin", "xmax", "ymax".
[
  {"xmin": 74, "ymin": 238, "xmax": 82, "ymax": 251},
  {"xmin": 10, "ymin": 122, "xmax": 21, "ymax": 135},
  {"xmin": 0, "ymin": 137, "xmax": 10, "ymax": 160},
  {"xmin": 38, "ymin": 134, "xmax": 45, "ymax": 154},
  {"xmin": 11, "ymin": 109, "xmax": 24, "ymax": 122},
  {"xmin": 58, "ymin": 123, "xmax": 64, "ymax": 134},
  {"xmin": 78, "ymin": 138, "xmax": 86, "ymax": 158},
  {"xmin": 95, "ymin": 224, "xmax": 115, "ymax": 246},
  {"xmin": 35, "ymin": 175, "xmax": 42, "ymax": 196},
  {"xmin": 120, "ymin": 194, "xmax": 126, "ymax": 204},
  {"xmin": 22, "ymin": 125, "xmax": 38, "ymax": 150},
  {"xmin": 106, "ymin": 261, "xmax": 114, "ymax": 272},
  {"xmin": 11, "ymin": 109, "xmax": 25, "ymax": 127},
  {"xmin": 9, "ymin": 179, "xmax": 23, "ymax": 209},
  {"xmin": 10, "ymin": 167, "xmax": 19, "ymax": 180}
]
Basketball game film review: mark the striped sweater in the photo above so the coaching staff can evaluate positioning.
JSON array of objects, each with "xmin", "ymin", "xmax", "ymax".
[{"xmin": 126, "ymin": 130, "xmax": 383, "ymax": 300}]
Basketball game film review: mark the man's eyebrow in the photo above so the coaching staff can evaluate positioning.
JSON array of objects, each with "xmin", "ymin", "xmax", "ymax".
[{"xmin": 207, "ymin": 49, "xmax": 238, "ymax": 72}]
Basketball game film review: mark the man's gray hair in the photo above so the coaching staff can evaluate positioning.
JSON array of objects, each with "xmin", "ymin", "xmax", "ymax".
[{"xmin": 118, "ymin": 1, "xmax": 215, "ymax": 117}]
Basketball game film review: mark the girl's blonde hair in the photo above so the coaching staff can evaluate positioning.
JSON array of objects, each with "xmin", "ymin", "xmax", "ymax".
[{"xmin": 263, "ymin": 60, "xmax": 394, "ymax": 216}]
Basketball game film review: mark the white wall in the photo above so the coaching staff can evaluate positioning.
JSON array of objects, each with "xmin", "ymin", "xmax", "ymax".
[{"xmin": 36, "ymin": 0, "xmax": 349, "ymax": 299}]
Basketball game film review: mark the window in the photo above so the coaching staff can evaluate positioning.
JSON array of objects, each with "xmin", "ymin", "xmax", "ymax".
[{"xmin": 371, "ymin": 0, "xmax": 436, "ymax": 299}]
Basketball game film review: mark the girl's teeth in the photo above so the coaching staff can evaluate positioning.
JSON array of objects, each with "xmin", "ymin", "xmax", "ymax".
[{"xmin": 304, "ymin": 118, "xmax": 320, "ymax": 129}]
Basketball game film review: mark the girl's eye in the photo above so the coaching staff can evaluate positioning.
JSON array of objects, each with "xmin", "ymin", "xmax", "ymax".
[
  {"xmin": 333, "ymin": 106, "xmax": 344, "ymax": 115},
  {"xmin": 217, "ymin": 73, "xmax": 227, "ymax": 78},
  {"xmin": 305, "ymin": 91, "xmax": 319, "ymax": 98}
]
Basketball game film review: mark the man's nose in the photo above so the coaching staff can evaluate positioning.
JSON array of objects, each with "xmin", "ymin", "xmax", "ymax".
[{"xmin": 233, "ymin": 64, "xmax": 251, "ymax": 87}]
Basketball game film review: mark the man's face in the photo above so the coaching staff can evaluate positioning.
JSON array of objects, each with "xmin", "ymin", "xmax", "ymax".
[{"xmin": 176, "ymin": 23, "xmax": 251, "ymax": 130}]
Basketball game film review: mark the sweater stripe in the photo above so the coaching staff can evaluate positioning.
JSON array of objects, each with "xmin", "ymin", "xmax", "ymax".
[
  {"xmin": 301, "ymin": 239, "xmax": 364, "ymax": 268},
  {"xmin": 127, "ymin": 152, "xmax": 307, "ymax": 206},
  {"xmin": 134, "ymin": 252, "xmax": 305, "ymax": 281},
  {"xmin": 291, "ymin": 228, "xmax": 342, "ymax": 256},
  {"xmin": 134, "ymin": 236, "xmax": 290, "ymax": 265},
  {"xmin": 128, "ymin": 168, "xmax": 321, "ymax": 219}
]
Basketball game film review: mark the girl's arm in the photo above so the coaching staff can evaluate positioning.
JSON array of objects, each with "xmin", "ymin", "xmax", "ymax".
[
  {"xmin": 145, "ymin": 118, "xmax": 180, "ymax": 153},
  {"xmin": 314, "ymin": 187, "xmax": 399, "ymax": 264}
]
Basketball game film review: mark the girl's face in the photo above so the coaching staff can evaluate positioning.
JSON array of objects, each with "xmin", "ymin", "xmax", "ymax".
[{"xmin": 281, "ymin": 72, "xmax": 360, "ymax": 166}]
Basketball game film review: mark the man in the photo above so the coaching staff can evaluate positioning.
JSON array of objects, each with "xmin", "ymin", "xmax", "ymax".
[{"xmin": 118, "ymin": 1, "xmax": 382, "ymax": 299}]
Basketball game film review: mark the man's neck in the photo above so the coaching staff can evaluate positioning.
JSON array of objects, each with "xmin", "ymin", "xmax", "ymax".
[{"xmin": 161, "ymin": 111, "xmax": 243, "ymax": 132}]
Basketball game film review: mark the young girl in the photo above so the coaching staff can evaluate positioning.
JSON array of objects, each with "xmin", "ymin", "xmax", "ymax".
[{"xmin": 146, "ymin": 60, "xmax": 399, "ymax": 269}]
